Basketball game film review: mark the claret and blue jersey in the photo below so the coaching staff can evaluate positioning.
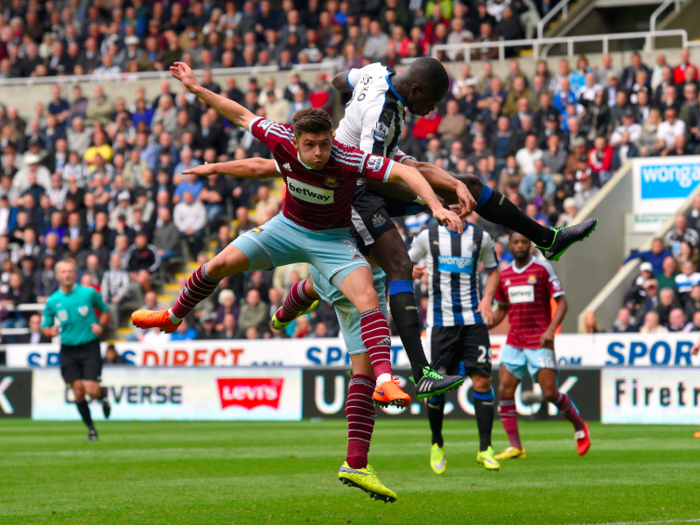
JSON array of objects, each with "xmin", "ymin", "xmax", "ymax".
[{"xmin": 408, "ymin": 223, "xmax": 498, "ymax": 327}]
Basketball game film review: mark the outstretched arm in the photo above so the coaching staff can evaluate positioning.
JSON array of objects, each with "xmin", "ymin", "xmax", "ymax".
[
  {"xmin": 170, "ymin": 62, "xmax": 256, "ymax": 130},
  {"xmin": 182, "ymin": 158, "xmax": 280, "ymax": 179},
  {"xmin": 401, "ymin": 158, "xmax": 477, "ymax": 216},
  {"xmin": 387, "ymin": 161, "xmax": 463, "ymax": 234}
]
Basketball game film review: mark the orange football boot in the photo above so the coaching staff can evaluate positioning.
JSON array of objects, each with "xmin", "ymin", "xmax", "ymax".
[
  {"xmin": 373, "ymin": 377, "xmax": 411, "ymax": 408},
  {"xmin": 131, "ymin": 306, "xmax": 181, "ymax": 333}
]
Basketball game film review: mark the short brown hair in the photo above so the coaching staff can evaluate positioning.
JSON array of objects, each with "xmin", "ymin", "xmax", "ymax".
[{"xmin": 292, "ymin": 108, "xmax": 333, "ymax": 139}]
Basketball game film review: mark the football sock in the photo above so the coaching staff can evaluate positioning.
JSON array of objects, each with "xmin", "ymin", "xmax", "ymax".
[
  {"xmin": 427, "ymin": 394, "xmax": 445, "ymax": 448},
  {"xmin": 388, "ymin": 281, "xmax": 429, "ymax": 381},
  {"xmin": 170, "ymin": 263, "xmax": 221, "ymax": 322},
  {"xmin": 98, "ymin": 386, "xmax": 107, "ymax": 400},
  {"xmin": 474, "ymin": 388, "xmax": 495, "ymax": 451},
  {"xmin": 475, "ymin": 186, "xmax": 556, "ymax": 248},
  {"xmin": 345, "ymin": 374, "xmax": 376, "ymax": 469},
  {"xmin": 359, "ymin": 308, "xmax": 393, "ymax": 385},
  {"xmin": 498, "ymin": 397, "xmax": 522, "ymax": 450},
  {"xmin": 76, "ymin": 401, "xmax": 94, "ymax": 430},
  {"xmin": 554, "ymin": 393, "xmax": 586, "ymax": 431},
  {"xmin": 275, "ymin": 279, "xmax": 316, "ymax": 323}
]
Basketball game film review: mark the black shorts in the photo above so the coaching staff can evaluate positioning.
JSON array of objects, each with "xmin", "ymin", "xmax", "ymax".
[
  {"xmin": 60, "ymin": 340, "xmax": 102, "ymax": 384},
  {"xmin": 430, "ymin": 323, "xmax": 492, "ymax": 377},
  {"xmin": 350, "ymin": 185, "xmax": 423, "ymax": 256}
]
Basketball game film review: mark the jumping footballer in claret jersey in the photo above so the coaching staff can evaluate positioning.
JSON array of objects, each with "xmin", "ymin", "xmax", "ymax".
[{"xmin": 132, "ymin": 62, "xmax": 464, "ymax": 408}]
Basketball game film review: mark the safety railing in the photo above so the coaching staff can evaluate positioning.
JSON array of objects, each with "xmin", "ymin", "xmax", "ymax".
[
  {"xmin": 0, "ymin": 304, "xmax": 45, "ymax": 336},
  {"xmin": 0, "ymin": 62, "xmax": 332, "ymax": 87},
  {"xmin": 431, "ymin": 29, "xmax": 688, "ymax": 62},
  {"xmin": 537, "ymin": 0, "xmax": 573, "ymax": 40},
  {"xmin": 650, "ymin": 0, "xmax": 684, "ymax": 34}
]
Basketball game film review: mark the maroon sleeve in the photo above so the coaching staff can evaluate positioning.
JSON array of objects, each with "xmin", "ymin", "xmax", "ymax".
[
  {"xmin": 248, "ymin": 117, "xmax": 293, "ymax": 151},
  {"xmin": 494, "ymin": 276, "xmax": 508, "ymax": 304}
]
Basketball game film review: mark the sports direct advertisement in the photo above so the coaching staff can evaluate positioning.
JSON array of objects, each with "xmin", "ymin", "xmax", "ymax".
[
  {"xmin": 31, "ymin": 367, "xmax": 302, "ymax": 421},
  {"xmin": 601, "ymin": 367, "xmax": 700, "ymax": 424},
  {"xmin": 6, "ymin": 333, "xmax": 700, "ymax": 369},
  {"xmin": 632, "ymin": 155, "xmax": 700, "ymax": 232}
]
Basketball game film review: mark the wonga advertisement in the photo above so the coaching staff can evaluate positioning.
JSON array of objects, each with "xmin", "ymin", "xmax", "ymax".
[
  {"xmin": 31, "ymin": 367, "xmax": 302, "ymax": 421},
  {"xmin": 632, "ymin": 155, "xmax": 700, "ymax": 232}
]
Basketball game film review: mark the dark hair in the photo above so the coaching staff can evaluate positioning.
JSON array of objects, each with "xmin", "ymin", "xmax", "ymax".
[
  {"xmin": 292, "ymin": 108, "xmax": 334, "ymax": 139},
  {"xmin": 408, "ymin": 57, "xmax": 449, "ymax": 95}
]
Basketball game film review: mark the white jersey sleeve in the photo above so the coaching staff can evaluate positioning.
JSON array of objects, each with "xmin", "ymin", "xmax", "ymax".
[
  {"xmin": 346, "ymin": 68, "xmax": 364, "ymax": 90},
  {"xmin": 408, "ymin": 230, "xmax": 430, "ymax": 263},
  {"xmin": 479, "ymin": 232, "xmax": 499, "ymax": 270}
]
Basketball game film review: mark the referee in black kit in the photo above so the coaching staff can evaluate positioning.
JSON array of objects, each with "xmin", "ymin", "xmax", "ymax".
[{"xmin": 41, "ymin": 260, "xmax": 112, "ymax": 441}]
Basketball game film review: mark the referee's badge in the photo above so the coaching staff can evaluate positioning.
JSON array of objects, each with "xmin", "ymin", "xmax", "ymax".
[
  {"xmin": 57, "ymin": 310, "xmax": 68, "ymax": 322},
  {"xmin": 79, "ymin": 306, "xmax": 89, "ymax": 316}
]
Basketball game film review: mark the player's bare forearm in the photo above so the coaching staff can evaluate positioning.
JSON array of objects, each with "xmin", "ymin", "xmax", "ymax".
[
  {"xmin": 363, "ymin": 178, "xmax": 418, "ymax": 202},
  {"xmin": 170, "ymin": 62, "xmax": 255, "ymax": 129},
  {"xmin": 387, "ymin": 163, "xmax": 444, "ymax": 212},
  {"xmin": 403, "ymin": 159, "xmax": 476, "ymax": 214},
  {"xmin": 183, "ymin": 158, "xmax": 279, "ymax": 179},
  {"xmin": 332, "ymin": 71, "xmax": 353, "ymax": 93},
  {"xmin": 549, "ymin": 295, "xmax": 568, "ymax": 333},
  {"xmin": 99, "ymin": 311, "xmax": 110, "ymax": 326},
  {"xmin": 489, "ymin": 303, "xmax": 508, "ymax": 329},
  {"xmin": 483, "ymin": 269, "xmax": 499, "ymax": 305}
]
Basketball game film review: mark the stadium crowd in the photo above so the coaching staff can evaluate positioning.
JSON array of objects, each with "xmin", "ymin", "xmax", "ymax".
[{"xmin": 2, "ymin": 1, "xmax": 700, "ymax": 339}]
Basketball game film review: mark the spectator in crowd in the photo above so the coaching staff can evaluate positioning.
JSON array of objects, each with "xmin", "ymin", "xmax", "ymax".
[
  {"xmin": 238, "ymin": 289, "xmax": 268, "ymax": 334},
  {"xmin": 623, "ymin": 238, "xmax": 673, "ymax": 275},
  {"xmin": 197, "ymin": 312, "xmax": 222, "ymax": 340},
  {"xmin": 667, "ymin": 307, "xmax": 692, "ymax": 332},
  {"xmin": 125, "ymin": 232, "xmax": 160, "ymax": 293},
  {"xmin": 170, "ymin": 318, "xmax": 197, "ymax": 341},
  {"xmin": 655, "ymin": 287, "xmax": 680, "ymax": 327},
  {"xmin": 655, "ymin": 255, "xmax": 679, "ymax": 292},
  {"xmin": 664, "ymin": 215, "xmax": 699, "ymax": 257},
  {"xmin": 613, "ymin": 307, "xmax": 638, "ymax": 333},
  {"xmin": 640, "ymin": 311, "xmax": 665, "ymax": 333},
  {"xmin": 573, "ymin": 171, "xmax": 598, "ymax": 211},
  {"xmin": 16, "ymin": 313, "xmax": 51, "ymax": 344},
  {"xmin": 674, "ymin": 260, "xmax": 700, "ymax": 305},
  {"xmin": 582, "ymin": 311, "xmax": 603, "ymax": 333},
  {"xmin": 684, "ymin": 285, "xmax": 700, "ymax": 321},
  {"xmin": 174, "ymin": 190, "xmax": 206, "ymax": 257},
  {"xmin": 104, "ymin": 344, "xmax": 130, "ymax": 365}
]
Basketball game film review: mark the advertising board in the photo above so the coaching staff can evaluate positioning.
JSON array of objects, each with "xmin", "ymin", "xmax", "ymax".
[
  {"xmin": 31, "ymin": 367, "xmax": 302, "ymax": 421},
  {"xmin": 602, "ymin": 367, "xmax": 700, "ymax": 424}
]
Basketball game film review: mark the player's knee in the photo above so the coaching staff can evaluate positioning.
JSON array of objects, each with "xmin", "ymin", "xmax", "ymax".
[
  {"xmin": 471, "ymin": 374, "xmax": 491, "ymax": 392},
  {"xmin": 457, "ymin": 173, "xmax": 483, "ymax": 198},
  {"xmin": 386, "ymin": 255, "xmax": 413, "ymax": 282},
  {"xmin": 72, "ymin": 382, "xmax": 85, "ymax": 400},
  {"xmin": 428, "ymin": 394, "xmax": 445, "ymax": 406},
  {"xmin": 498, "ymin": 384, "xmax": 513, "ymax": 399},
  {"xmin": 541, "ymin": 385, "xmax": 559, "ymax": 401}
]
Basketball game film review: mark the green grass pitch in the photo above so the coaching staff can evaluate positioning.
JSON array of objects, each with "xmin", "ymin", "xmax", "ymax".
[{"xmin": 1, "ymin": 420, "xmax": 699, "ymax": 525}]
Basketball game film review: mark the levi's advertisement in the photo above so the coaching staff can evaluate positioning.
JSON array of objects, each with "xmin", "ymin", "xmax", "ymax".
[
  {"xmin": 602, "ymin": 367, "xmax": 700, "ymax": 424},
  {"xmin": 303, "ymin": 368, "xmax": 601, "ymax": 421},
  {"xmin": 7, "ymin": 333, "xmax": 700, "ymax": 369},
  {"xmin": 31, "ymin": 367, "xmax": 301, "ymax": 421}
]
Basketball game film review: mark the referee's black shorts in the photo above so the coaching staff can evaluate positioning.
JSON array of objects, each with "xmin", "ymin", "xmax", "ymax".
[
  {"xmin": 430, "ymin": 323, "xmax": 492, "ymax": 378},
  {"xmin": 60, "ymin": 339, "xmax": 102, "ymax": 384},
  {"xmin": 350, "ymin": 185, "xmax": 423, "ymax": 256}
]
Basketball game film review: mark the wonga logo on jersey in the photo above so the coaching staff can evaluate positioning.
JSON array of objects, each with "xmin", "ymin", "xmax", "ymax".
[
  {"xmin": 437, "ymin": 255, "xmax": 473, "ymax": 273},
  {"xmin": 286, "ymin": 178, "xmax": 334, "ymax": 205},
  {"xmin": 640, "ymin": 162, "xmax": 700, "ymax": 199},
  {"xmin": 217, "ymin": 378, "xmax": 284, "ymax": 410}
]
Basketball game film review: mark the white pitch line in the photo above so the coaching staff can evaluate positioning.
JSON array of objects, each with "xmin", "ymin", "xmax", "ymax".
[{"xmin": 569, "ymin": 519, "xmax": 700, "ymax": 525}]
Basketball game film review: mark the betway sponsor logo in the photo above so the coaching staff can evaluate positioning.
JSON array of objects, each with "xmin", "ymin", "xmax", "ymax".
[
  {"xmin": 217, "ymin": 378, "xmax": 284, "ymax": 410},
  {"xmin": 286, "ymin": 178, "xmax": 334, "ymax": 205},
  {"xmin": 437, "ymin": 255, "xmax": 473, "ymax": 273}
]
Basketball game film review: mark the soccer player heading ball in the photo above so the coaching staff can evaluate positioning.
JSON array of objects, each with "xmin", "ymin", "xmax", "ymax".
[
  {"xmin": 491, "ymin": 233, "xmax": 591, "ymax": 458},
  {"xmin": 132, "ymin": 62, "xmax": 464, "ymax": 405}
]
